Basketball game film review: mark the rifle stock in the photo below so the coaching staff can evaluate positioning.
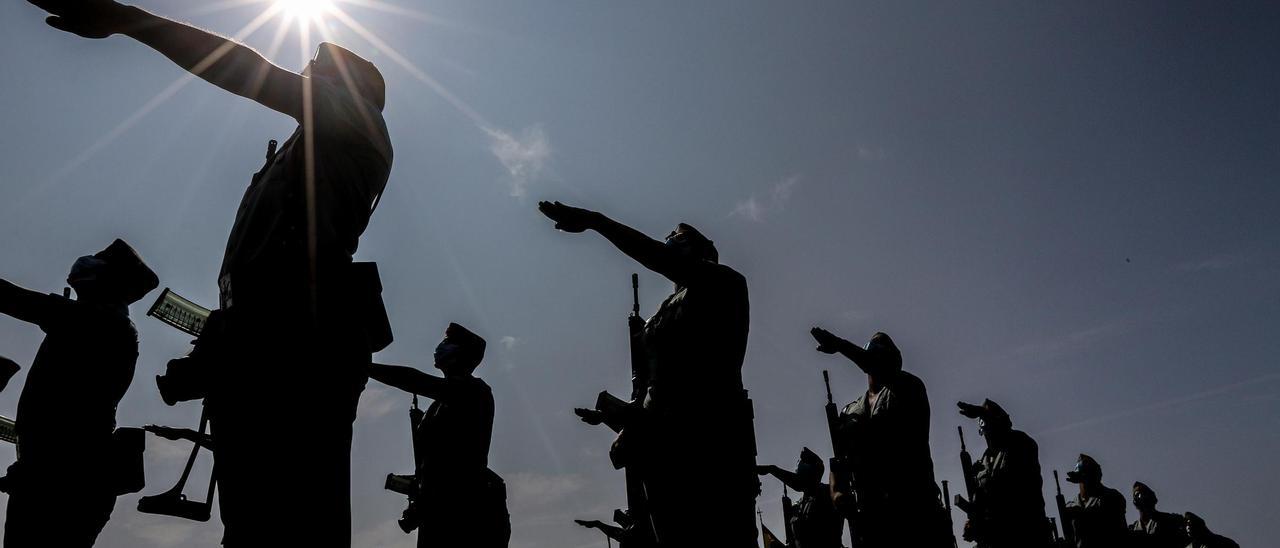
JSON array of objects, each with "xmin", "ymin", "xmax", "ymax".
[
  {"xmin": 958, "ymin": 426, "xmax": 977, "ymax": 502},
  {"xmin": 624, "ymin": 274, "xmax": 657, "ymax": 546},
  {"xmin": 823, "ymin": 370, "xmax": 861, "ymax": 548},
  {"xmin": 781, "ymin": 485, "xmax": 796, "ymax": 546},
  {"xmin": 1054, "ymin": 470, "xmax": 1076, "ymax": 547}
]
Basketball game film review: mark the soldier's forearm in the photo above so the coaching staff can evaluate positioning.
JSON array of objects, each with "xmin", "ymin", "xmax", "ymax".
[
  {"xmin": 119, "ymin": 6, "xmax": 300, "ymax": 115},
  {"xmin": 369, "ymin": 363, "xmax": 447, "ymax": 399},
  {"xmin": 592, "ymin": 214, "xmax": 692, "ymax": 283}
]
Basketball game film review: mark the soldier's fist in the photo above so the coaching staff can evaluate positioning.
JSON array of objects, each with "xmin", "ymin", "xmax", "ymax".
[{"xmin": 810, "ymin": 327, "xmax": 844, "ymax": 354}]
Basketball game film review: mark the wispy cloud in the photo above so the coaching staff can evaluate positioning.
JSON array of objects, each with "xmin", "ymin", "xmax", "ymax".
[
  {"xmin": 484, "ymin": 125, "xmax": 552, "ymax": 198},
  {"xmin": 500, "ymin": 335, "xmax": 521, "ymax": 350},
  {"xmin": 357, "ymin": 385, "xmax": 405, "ymax": 421},
  {"xmin": 1038, "ymin": 373, "xmax": 1280, "ymax": 435},
  {"xmin": 731, "ymin": 175, "xmax": 801, "ymax": 222},
  {"xmin": 506, "ymin": 472, "xmax": 586, "ymax": 508},
  {"xmin": 1175, "ymin": 254, "xmax": 1245, "ymax": 272},
  {"xmin": 856, "ymin": 145, "xmax": 886, "ymax": 161}
]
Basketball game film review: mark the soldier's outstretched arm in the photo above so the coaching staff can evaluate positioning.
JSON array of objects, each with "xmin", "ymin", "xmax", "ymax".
[
  {"xmin": 0, "ymin": 279, "xmax": 69, "ymax": 327},
  {"xmin": 810, "ymin": 326, "xmax": 885, "ymax": 376},
  {"xmin": 538, "ymin": 201, "xmax": 708, "ymax": 285},
  {"xmin": 28, "ymin": 1, "xmax": 304, "ymax": 119},
  {"xmin": 369, "ymin": 363, "xmax": 452, "ymax": 400},
  {"xmin": 757, "ymin": 464, "xmax": 806, "ymax": 492}
]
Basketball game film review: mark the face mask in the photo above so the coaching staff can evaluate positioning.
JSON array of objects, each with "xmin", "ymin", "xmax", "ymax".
[{"xmin": 68, "ymin": 255, "xmax": 107, "ymax": 288}]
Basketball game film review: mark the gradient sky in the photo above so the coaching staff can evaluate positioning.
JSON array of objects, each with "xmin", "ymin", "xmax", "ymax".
[{"xmin": 0, "ymin": 1, "xmax": 1277, "ymax": 547}]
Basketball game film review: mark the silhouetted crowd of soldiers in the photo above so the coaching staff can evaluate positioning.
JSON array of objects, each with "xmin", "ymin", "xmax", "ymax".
[{"xmin": 0, "ymin": 2, "xmax": 1245, "ymax": 548}]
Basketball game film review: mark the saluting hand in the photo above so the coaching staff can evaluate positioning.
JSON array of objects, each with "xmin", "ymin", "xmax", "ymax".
[
  {"xmin": 957, "ymin": 401, "xmax": 984, "ymax": 419},
  {"xmin": 29, "ymin": 0, "xmax": 130, "ymax": 39},
  {"xmin": 574, "ymin": 519, "xmax": 607, "ymax": 530},
  {"xmin": 574, "ymin": 407, "xmax": 605, "ymax": 426},
  {"xmin": 810, "ymin": 327, "xmax": 845, "ymax": 354},
  {"xmin": 538, "ymin": 201, "xmax": 597, "ymax": 233}
]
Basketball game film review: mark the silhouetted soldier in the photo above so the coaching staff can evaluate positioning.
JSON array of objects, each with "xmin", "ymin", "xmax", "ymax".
[
  {"xmin": 369, "ymin": 323, "xmax": 510, "ymax": 548},
  {"xmin": 757, "ymin": 448, "xmax": 842, "ymax": 548},
  {"xmin": 538, "ymin": 202, "xmax": 759, "ymax": 547},
  {"xmin": 1182, "ymin": 512, "xmax": 1238, "ymax": 548},
  {"xmin": 26, "ymin": 1, "xmax": 393, "ymax": 544},
  {"xmin": 0, "ymin": 240, "xmax": 158, "ymax": 547},
  {"xmin": 954, "ymin": 399, "xmax": 1049, "ymax": 548},
  {"xmin": 1062, "ymin": 454, "xmax": 1127, "ymax": 548},
  {"xmin": 809, "ymin": 328, "xmax": 950, "ymax": 548},
  {"xmin": 1128, "ymin": 482, "xmax": 1186, "ymax": 548}
]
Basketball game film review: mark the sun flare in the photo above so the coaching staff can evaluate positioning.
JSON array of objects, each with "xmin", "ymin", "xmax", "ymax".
[{"xmin": 274, "ymin": 0, "xmax": 335, "ymax": 22}]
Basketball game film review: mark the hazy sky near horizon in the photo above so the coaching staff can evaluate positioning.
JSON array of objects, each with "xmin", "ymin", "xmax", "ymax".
[{"xmin": 1, "ymin": 1, "xmax": 1278, "ymax": 547}]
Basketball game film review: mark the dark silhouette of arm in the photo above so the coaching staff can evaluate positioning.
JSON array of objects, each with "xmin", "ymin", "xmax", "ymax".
[
  {"xmin": 369, "ymin": 363, "xmax": 453, "ymax": 401},
  {"xmin": 32, "ymin": 2, "xmax": 304, "ymax": 119},
  {"xmin": 810, "ymin": 327, "xmax": 890, "ymax": 376},
  {"xmin": 538, "ymin": 201, "xmax": 711, "ymax": 286},
  {"xmin": 757, "ymin": 464, "xmax": 807, "ymax": 492},
  {"xmin": 144, "ymin": 425, "xmax": 214, "ymax": 449},
  {"xmin": 574, "ymin": 520, "xmax": 625, "ymax": 541},
  {"xmin": 0, "ymin": 279, "xmax": 67, "ymax": 327}
]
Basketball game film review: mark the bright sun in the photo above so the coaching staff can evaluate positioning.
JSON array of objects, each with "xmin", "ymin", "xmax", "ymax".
[{"xmin": 274, "ymin": 0, "xmax": 335, "ymax": 21}]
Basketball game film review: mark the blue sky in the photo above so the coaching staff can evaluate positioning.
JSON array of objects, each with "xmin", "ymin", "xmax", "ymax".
[{"xmin": 0, "ymin": 1, "xmax": 1277, "ymax": 547}]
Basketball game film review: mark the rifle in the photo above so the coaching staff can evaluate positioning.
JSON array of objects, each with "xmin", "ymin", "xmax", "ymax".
[
  {"xmin": 138, "ymin": 289, "xmax": 217, "ymax": 522},
  {"xmin": 781, "ymin": 485, "xmax": 796, "ymax": 547},
  {"xmin": 1054, "ymin": 470, "xmax": 1076, "ymax": 548},
  {"xmin": 823, "ymin": 370, "xmax": 861, "ymax": 548},
  {"xmin": 623, "ymin": 274, "xmax": 657, "ymax": 546},
  {"xmin": 137, "ymin": 407, "xmax": 216, "ymax": 522},
  {"xmin": 941, "ymin": 480, "xmax": 957, "ymax": 548},
  {"xmin": 384, "ymin": 394, "xmax": 426, "ymax": 533},
  {"xmin": 958, "ymin": 427, "xmax": 978, "ymax": 501}
]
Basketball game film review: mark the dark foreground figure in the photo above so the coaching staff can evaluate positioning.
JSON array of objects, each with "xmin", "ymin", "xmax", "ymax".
[
  {"xmin": 1062, "ymin": 454, "xmax": 1127, "ymax": 548},
  {"xmin": 954, "ymin": 399, "xmax": 1050, "ymax": 548},
  {"xmin": 809, "ymin": 328, "xmax": 951, "ymax": 548},
  {"xmin": 1184, "ymin": 512, "xmax": 1238, "ymax": 548},
  {"xmin": 370, "ymin": 324, "xmax": 510, "ymax": 548},
  {"xmin": 24, "ymin": 1, "xmax": 394, "ymax": 545},
  {"xmin": 1128, "ymin": 481, "xmax": 1186, "ymax": 548},
  {"xmin": 540, "ymin": 202, "xmax": 760, "ymax": 547},
  {"xmin": 0, "ymin": 240, "xmax": 157, "ymax": 547},
  {"xmin": 757, "ymin": 448, "xmax": 842, "ymax": 548}
]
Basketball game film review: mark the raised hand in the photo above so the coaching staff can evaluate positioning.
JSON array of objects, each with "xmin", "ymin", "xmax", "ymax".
[
  {"xmin": 957, "ymin": 401, "xmax": 984, "ymax": 419},
  {"xmin": 574, "ymin": 407, "xmax": 605, "ymax": 426},
  {"xmin": 574, "ymin": 519, "xmax": 607, "ymax": 530},
  {"xmin": 29, "ymin": 0, "xmax": 131, "ymax": 39},
  {"xmin": 810, "ymin": 327, "xmax": 845, "ymax": 354},
  {"xmin": 538, "ymin": 201, "xmax": 598, "ymax": 233}
]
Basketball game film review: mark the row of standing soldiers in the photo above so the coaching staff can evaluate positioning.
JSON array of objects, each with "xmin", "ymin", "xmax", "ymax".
[
  {"xmin": 544, "ymin": 199, "xmax": 1243, "ymax": 548},
  {"xmin": 2, "ymin": 1, "xmax": 1247, "ymax": 546}
]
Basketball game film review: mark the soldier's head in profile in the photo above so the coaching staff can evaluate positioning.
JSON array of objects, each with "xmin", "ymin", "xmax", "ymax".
[
  {"xmin": 302, "ymin": 42, "xmax": 386, "ymax": 111},
  {"xmin": 796, "ymin": 447, "xmax": 825, "ymax": 487},
  {"xmin": 434, "ymin": 323, "xmax": 486, "ymax": 377},
  {"xmin": 1183, "ymin": 512, "xmax": 1207, "ymax": 540},
  {"xmin": 664, "ymin": 223, "xmax": 718, "ymax": 263},
  {"xmin": 861, "ymin": 332, "xmax": 902, "ymax": 372},
  {"xmin": 975, "ymin": 399, "xmax": 1012, "ymax": 442},
  {"xmin": 67, "ymin": 239, "xmax": 159, "ymax": 305},
  {"xmin": 1132, "ymin": 482, "xmax": 1158, "ymax": 512},
  {"xmin": 1065, "ymin": 453, "xmax": 1103, "ymax": 486}
]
